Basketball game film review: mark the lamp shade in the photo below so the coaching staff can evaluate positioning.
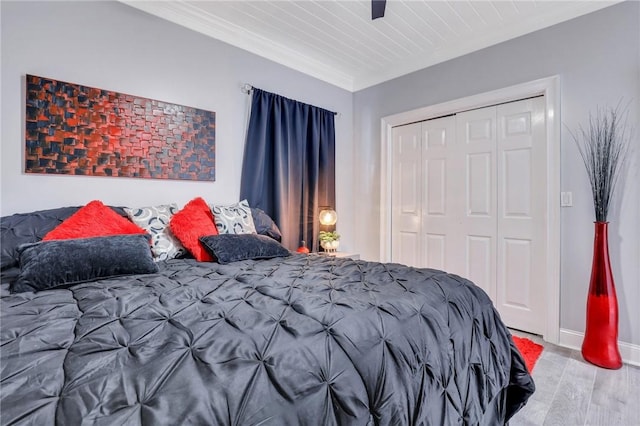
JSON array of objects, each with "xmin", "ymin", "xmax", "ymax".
[{"xmin": 319, "ymin": 209, "xmax": 337, "ymax": 226}]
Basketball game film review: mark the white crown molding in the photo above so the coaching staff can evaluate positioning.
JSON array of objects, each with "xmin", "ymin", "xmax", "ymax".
[
  {"xmin": 120, "ymin": 0, "xmax": 356, "ymax": 91},
  {"xmin": 121, "ymin": 1, "xmax": 622, "ymax": 93},
  {"xmin": 353, "ymin": 1, "xmax": 621, "ymax": 91}
]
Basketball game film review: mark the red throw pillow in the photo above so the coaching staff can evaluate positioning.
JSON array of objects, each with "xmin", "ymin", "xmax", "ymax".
[
  {"xmin": 169, "ymin": 197, "xmax": 218, "ymax": 261},
  {"xmin": 43, "ymin": 200, "xmax": 146, "ymax": 241}
]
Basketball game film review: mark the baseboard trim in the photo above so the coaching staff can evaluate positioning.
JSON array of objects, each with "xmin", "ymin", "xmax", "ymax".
[{"xmin": 558, "ymin": 328, "xmax": 640, "ymax": 367}]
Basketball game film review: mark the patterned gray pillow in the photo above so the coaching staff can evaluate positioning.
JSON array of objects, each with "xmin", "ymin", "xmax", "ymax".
[
  {"xmin": 124, "ymin": 204, "xmax": 186, "ymax": 261},
  {"xmin": 210, "ymin": 199, "xmax": 257, "ymax": 235}
]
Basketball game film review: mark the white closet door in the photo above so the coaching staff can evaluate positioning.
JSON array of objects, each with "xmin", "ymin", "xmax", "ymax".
[
  {"xmin": 496, "ymin": 97, "xmax": 547, "ymax": 334},
  {"xmin": 421, "ymin": 116, "xmax": 459, "ymax": 273},
  {"xmin": 456, "ymin": 107, "xmax": 498, "ymax": 301},
  {"xmin": 390, "ymin": 98, "xmax": 548, "ymax": 336},
  {"xmin": 391, "ymin": 123, "xmax": 422, "ymax": 267}
]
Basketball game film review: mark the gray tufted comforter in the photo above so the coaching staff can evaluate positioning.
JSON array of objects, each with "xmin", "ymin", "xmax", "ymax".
[{"xmin": 1, "ymin": 255, "xmax": 534, "ymax": 425}]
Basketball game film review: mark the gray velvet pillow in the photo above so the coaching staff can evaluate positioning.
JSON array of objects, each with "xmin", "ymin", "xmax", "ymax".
[
  {"xmin": 250, "ymin": 207, "xmax": 282, "ymax": 242},
  {"xmin": 199, "ymin": 233, "xmax": 290, "ymax": 264},
  {"xmin": 12, "ymin": 234, "xmax": 159, "ymax": 293},
  {"xmin": 1, "ymin": 205, "xmax": 129, "ymax": 270}
]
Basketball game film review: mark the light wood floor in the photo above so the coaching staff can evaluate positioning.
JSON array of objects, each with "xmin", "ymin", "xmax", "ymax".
[{"xmin": 509, "ymin": 331, "xmax": 640, "ymax": 426}]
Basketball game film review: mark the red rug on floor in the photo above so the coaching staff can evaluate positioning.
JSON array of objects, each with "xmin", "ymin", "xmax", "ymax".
[{"xmin": 513, "ymin": 336, "xmax": 544, "ymax": 373}]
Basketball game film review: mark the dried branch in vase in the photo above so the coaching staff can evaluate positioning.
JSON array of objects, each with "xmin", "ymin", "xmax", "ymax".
[{"xmin": 568, "ymin": 102, "xmax": 632, "ymax": 222}]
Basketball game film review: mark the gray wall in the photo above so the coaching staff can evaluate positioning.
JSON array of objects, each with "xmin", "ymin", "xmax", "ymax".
[
  {"xmin": 0, "ymin": 1, "xmax": 356, "ymax": 252},
  {"xmin": 2, "ymin": 1, "xmax": 638, "ymax": 346},
  {"xmin": 353, "ymin": 1, "xmax": 640, "ymax": 345}
]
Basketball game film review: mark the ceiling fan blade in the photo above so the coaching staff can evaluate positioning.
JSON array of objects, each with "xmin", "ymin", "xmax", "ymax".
[{"xmin": 372, "ymin": 0, "xmax": 386, "ymax": 20}]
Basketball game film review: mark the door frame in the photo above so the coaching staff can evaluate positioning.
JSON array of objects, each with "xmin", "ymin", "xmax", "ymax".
[{"xmin": 379, "ymin": 76, "xmax": 560, "ymax": 344}]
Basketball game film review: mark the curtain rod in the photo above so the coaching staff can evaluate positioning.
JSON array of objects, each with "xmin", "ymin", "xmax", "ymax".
[{"xmin": 241, "ymin": 83, "xmax": 339, "ymax": 117}]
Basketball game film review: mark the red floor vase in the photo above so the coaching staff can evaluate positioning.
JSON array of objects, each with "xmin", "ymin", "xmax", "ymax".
[{"xmin": 581, "ymin": 222, "xmax": 622, "ymax": 369}]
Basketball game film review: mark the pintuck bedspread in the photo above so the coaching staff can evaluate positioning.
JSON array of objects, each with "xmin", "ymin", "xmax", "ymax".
[{"xmin": 1, "ymin": 255, "xmax": 534, "ymax": 425}]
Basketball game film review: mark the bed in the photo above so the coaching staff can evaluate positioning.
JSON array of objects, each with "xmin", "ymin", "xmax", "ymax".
[{"xmin": 0, "ymin": 205, "xmax": 534, "ymax": 425}]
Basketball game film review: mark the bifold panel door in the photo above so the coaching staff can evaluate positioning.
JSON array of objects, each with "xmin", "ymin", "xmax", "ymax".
[
  {"xmin": 495, "ymin": 97, "xmax": 547, "ymax": 334},
  {"xmin": 456, "ymin": 106, "xmax": 498, "ymax": 302},
  {"xmin": 390, "ymin": 97, "xmax": 547, "ymax": 335},
  {"xmin": 421, "ymin": 116, "xmax": 458, "ymax": 273},
  {"xmin": 391, "ymin": 122, "xmax": 422, "ymax": 268}
]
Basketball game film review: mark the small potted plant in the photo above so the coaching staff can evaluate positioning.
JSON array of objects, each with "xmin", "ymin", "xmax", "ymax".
[{"xmin": 319, "ymin": 230, "xmax": 340, "ymax": 252}]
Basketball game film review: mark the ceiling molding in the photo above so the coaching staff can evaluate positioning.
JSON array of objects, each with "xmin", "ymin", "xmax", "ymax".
[
  {"xmin": 353, "ymin": 1, "xmax": 620, "ymax": 90},
  {"xmin": 120, "ymin": 1, "xmax": 622, "ymax": 93},
  {"xmin": 122, "ymin": 0, "xmax": 356, "ymax": 90}
]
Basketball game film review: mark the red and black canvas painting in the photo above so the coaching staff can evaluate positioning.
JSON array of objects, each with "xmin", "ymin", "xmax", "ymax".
[{"xmin": 25, "ymin": 74, "xmax": 216, "ymax": 181}]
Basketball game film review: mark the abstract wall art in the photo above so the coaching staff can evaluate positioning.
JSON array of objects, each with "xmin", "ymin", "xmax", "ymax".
[{"xmin": 25, "ymin": 74, "xmax": 216, "ymax": 181}]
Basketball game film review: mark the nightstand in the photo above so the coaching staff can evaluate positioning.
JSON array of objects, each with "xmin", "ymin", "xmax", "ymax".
[{"xmin": 324, "ymin": 252, "xmax": 360, "ymax": 260}]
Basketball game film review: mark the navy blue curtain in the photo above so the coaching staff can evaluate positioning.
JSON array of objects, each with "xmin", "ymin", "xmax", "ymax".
[{"xmin": 240, "ymin": 88, "xmax": 335, "ymax": 251}]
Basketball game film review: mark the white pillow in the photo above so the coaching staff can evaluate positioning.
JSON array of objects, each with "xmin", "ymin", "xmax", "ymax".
[
  {"xmin": 124, "ymin": 203, "xmax": 186, "ymax": 261},
  {"xmin": 209, "ymin": 199, "xmax": 257, "ymax": 234}
]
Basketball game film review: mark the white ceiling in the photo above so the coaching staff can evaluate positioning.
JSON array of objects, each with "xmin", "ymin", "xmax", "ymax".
[{"xmin": 121, "ymin": 0, "xmax": 620, "ymax": 92}]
